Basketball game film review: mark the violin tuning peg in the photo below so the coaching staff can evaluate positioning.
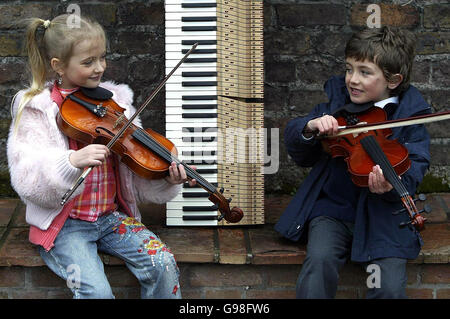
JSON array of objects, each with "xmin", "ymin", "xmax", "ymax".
[
  {"xmin": 227, "ymin": 198, "xmax": 232, "ymax": 203},
  {"xmin": 399, "ymin": 220, "xmax": 412, "ymax": 228},
  {"xmin": 420, "ymin": 204, "xmax": 432, "ymax": 214},
  {"xmin": 417, "ymin": 193, "xmax": 427, "ymax": 201},
  {"xmin": 211, "ymin": 204, "xmax": 219, "ymax": 210},
  {"xmin": 219, "ymin": 187, "xmax": 224, "ymax": 194}
]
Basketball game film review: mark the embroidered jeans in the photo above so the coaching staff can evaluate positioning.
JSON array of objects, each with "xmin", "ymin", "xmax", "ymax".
[{"xmin": 39, "ymin": 211, "xmax": 181, "ymax": 299}]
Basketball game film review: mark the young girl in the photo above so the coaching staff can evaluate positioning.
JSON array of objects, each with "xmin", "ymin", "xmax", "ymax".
[{"xmin": 7, "ymin": 14, "xmax": 195, "ymax": 299}]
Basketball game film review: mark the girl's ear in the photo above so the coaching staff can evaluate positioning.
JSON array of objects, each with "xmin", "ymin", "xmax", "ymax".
[
  {"xmin": 50, "ymin": 57, "xmax": 63, "ymax": 76},
  {"xmin": 388, "ymin": 74, "xmax": 403, "ymax": 90}
]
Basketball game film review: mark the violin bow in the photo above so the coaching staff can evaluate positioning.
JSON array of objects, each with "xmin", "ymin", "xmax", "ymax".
[
  {"xmin": 332, "ymin": 110, "xmax": 450, "ymax": 137},
  {"xmin": 60, "ymin": 43, "xmax": 199, "ymax": 205}
]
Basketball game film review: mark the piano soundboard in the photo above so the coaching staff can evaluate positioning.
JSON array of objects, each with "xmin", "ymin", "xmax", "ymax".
[{"xmin": 165, "ymin": 0, "xmax": 264, "ymax": 226}]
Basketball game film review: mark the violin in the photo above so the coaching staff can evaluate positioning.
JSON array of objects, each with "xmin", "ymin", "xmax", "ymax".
[
  {"xmin": 320, "ymin": 104, "xmax": 450, "ymax": 231},
  {"xmin": 57, "ymin": 44, "xmax": 244, "ymax": 224}
]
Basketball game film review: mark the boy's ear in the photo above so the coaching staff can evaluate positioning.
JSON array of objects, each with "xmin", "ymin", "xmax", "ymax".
[
  {"xmin": 50, "ymin": 58, "xmax": 63, "ymax": 76},
  {"xmin": 388, "ymin": 74, "xmax": 403, "ymax": 90}
]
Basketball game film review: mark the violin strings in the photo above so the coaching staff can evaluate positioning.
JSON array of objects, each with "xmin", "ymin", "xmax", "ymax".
[
  {"xmin": 360, "ymin": 136, "xmax": 409, "ymax": 197},
  {"xmin": 134, "ymin": 128, "xmax": 217, "ymax": 193}
]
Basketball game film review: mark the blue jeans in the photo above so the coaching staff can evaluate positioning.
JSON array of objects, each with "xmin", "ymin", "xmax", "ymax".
[
  {"xmin": 39, "ymin": 211, "xmax": 181, "ymax": 299},
  {"xmin": 296, "ymin": 216, "xmax": 408, "ymax": 299}
]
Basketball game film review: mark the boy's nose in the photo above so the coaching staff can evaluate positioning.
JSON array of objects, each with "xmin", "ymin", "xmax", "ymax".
[{"xmin": 350, "ymin": 72, "xmax": 360, "ymax": 84}]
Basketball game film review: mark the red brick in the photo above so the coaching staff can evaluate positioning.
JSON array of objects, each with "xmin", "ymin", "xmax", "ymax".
[
  {"xmin": 0, "ymin": 267, "xmax": 25, "ymax": 287},
  {"xmin": 189, "ymin": 264, "xmax": 263, "ymax": 287},
  {"xmin": 265, "ymin": 265, "xmax": 299, "ymax": 288},
  {"xmin": 424, "ymin": 4, "xmax": 450, "ymax": 29},
  {"xmin": 436, "ymin": 289, "xmax": 450, "ymax": 299},
  {"xmin": 421, "ymin": 265, "xmax": 450, "ymax": 284},
  {"xmin": 29, "ymin": 267, "xmax": 65, "ymax": 288},
  {"xmin": 0, "ymin": 199, "xmax": 19, "ymax": 227},
  {"xmin": 155, "ymin": 226, "xmax": 216, "ymax": 263},
  {"xmin": 0, "ymin": 228, "xmax": 45, "ymax": 266},
  {"xmin": 350, "ymin": 4, "xmax": 419, "ymax": 27},
  {"xmin": 336, "ymin": 288, "xmax": 360, "ymax": 299},
  {"xmin": 246, "ymin": 288, "xmax": 295, "ymax": 299},
  {"xmin": 419, "ymin": 224, "xmax": 450, "ymax": 263},
  {"xmin": 204, "ymin": 288, "xmax": 243, "ymax": 299},
  {"xmin": 105, "ymin": 266, "xmax": 139, "ymax": 287},
  {"xmin": 217, "ymin": 228, "xmax": 247, "ymax": 264},
  {"xmin": 406, "ymin": 288, "xmax": 434, "ymax": 299},
  {"xmin": 249, "ymin": 225, "xmax": 306, "ymax": 265}
]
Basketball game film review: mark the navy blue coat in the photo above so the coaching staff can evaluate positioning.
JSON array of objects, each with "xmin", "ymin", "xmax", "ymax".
[{"xmin": 274, "ymin": 76, "xmax": 431, "ymax": 262}]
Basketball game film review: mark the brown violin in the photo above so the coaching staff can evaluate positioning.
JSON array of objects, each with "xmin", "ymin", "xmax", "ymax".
[
  {"xmin": 57, "ymin": 44, "xmax": 243, "ymax": 224},
  {"xmin": 320, "ymin": 105, "xmax": 450, "ymax": 231}
]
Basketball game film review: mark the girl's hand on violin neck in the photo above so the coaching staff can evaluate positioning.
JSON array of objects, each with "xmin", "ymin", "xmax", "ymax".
[
  {"xmin": 165, "ymin": 162, "xmax": 197, "ymax": 186},
  {"xmin": 305, "ymin": 115, "xmax": 339, "ymax": 137},
  {"xmin": 368, "ymin": 165, "xmax": 394, "ymax": 194},
  {"xmin": 69, "ymin": 144, "xmax": 111, "ymax": 168}
]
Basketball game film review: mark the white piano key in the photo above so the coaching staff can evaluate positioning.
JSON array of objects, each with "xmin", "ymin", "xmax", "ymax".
[
  {"xmin": 165, "ymin": 90, "xmax": 218, "ymax": 99},
  {"xmin": 166, "ymin": 43, "xmax": 217, "ymax": 53},
  {"xmin": 166, "ymin": 28, "xmax": 216, "ymax": 37},
  {"xmin": 166, "ymin": 12, "xmax": 217, "ymax": 21},
  {"xmin": 164, "ymin": 20, "xmax": 217, "ymax": 28},
  {"xmin": 167, "ymin": 201, "xmax": 217, "ymax": 209},
  {"xmin": 166, "ymin": 218, "xmax": 218, "ymax": 226},
  {"xmin": 166, "ymin": 114, "xmax": 217, "ymax": 123},
  {"xmin": 166, "ymin": 83, "xmax": 217, "ymax": 92},
  {"xmin": 166, "ymin": 98, "xmax": 217, "ymax": 106},
  {"xmin": 165, "ymin": 4, "xmax": 217, "ymax": 13},
  {"xmin": 166, "ymin": 130, "xmax": 218, "ymax": 139},
  {"xmin": 166, "ymin": 51, "xmax": 217, "ymax": 60}
]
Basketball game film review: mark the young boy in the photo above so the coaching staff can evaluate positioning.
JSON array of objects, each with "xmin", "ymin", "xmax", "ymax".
[{"xmin": 275, "ymin": 26, "xmax": 431, "ymax": 298}]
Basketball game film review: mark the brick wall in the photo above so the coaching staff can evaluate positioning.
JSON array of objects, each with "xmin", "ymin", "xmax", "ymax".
[
  {"xmin": 1, "ymin": 263, "xmax": 449, "ymax": 299},
  {"xmin": 0, "ymin": 0, "xmax": 449, "ymax": 195}
]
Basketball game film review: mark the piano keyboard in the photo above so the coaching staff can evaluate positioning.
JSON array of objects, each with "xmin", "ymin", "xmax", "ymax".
[{"xmin": 165, "ymin": 0, "xmax": 264, "ymax": 226}]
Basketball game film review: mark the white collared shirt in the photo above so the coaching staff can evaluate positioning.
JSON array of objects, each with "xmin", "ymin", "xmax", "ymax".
[{"xmin": 374, "ymin": 96, "xmax": 399, "ymax": 109}]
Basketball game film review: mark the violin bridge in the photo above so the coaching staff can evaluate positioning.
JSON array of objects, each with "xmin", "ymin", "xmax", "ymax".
[
  {"xmin": 113, "ymin": 114, "xmax": 125, "ymax": 130},
  {"xmin": 352, "ymin": 121, "xmax": 368, "ymax": 138}
]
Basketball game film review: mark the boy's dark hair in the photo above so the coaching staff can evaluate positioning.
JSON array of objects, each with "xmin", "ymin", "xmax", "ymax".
[{"xmin": 345, "ymin": 26, "xmax": 417, "ymax": 96}]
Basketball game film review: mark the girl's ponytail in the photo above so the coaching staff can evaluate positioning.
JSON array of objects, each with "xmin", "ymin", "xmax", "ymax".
[{"xmin": 12, "ymin": 18, "xmax": 50, "ymax": 135}]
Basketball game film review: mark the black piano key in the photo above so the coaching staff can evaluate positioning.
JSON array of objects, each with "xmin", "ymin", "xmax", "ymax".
[
  {"xmin": 182, "ymin": 151, "xmax": 216, "ymax": 156},
  {"xmin": 182, "ymin": 136, "xmax": 215, "ymax": 142},
  {"xmin": 182, "ymin": 3, "xmax": 217, "ymax": 8},
  {"xmin": 182, "ymin": 26, "xmax": 217, "ymax": 32},
  {"xmin": 183, "ymin": 192, "xmax": 210, "ymax": 198},
  {"xmin": 182, "ymin": 81, "xmax": 217, "ymax": 87},
  {"xmin": 182, "ymin": 49, "xmax": 217, "ymax": 54},
  {"xmin": 183, "ymin": 215, "xmax": 218, "ymax": 221},
  {"xmin": 182, "ymin": 16, "xmax": 217, "ymax": 22},
  {"xmin": 185, "ymin": 58, "xmax": 217, "ymax": 63},
  {"xmin": 182, "ymin": 113, "xmax": 217, "ymax": 118},
  {"xmin": 182, "ymin": 95, "xmax": 217, "ymax": 100},
  {"xmin": 183, "ymin": 160, "xmax": 217, "ymax": 165},
  {"xmin": 182, "ymin": 104, "xmax": 217, "ymax": 110},
  {"xmin": 182, "ymin": 71, "xmax": 217, "ymax": 77},
  {"xmin": 183, "ymin": 205, "xmax": 218, "ymax": 211},
  {"xmin": 182, "ymin": 40, "xmax": 217, "ymax": 45},
  {"xmin": 184, "ymin": 182, "xmax": 218, "ymax": 188},
  {"xmin": 195, "ymin": 169, "xmax": 218, "ymax": 174},
  {"xmin": 183, "ymin": 127, "xmax": 217, "ymax": 132}
]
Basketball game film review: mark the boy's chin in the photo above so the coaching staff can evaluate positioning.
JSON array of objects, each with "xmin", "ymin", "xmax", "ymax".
[{"xmin": 349, "ymin": 96, "xmax": 370, "ymax": 105}]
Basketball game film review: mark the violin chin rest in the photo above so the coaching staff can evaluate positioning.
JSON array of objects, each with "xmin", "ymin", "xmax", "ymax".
[{"xmin": 80, "ymin": 86, "xmax": 113, "ymax": 101}]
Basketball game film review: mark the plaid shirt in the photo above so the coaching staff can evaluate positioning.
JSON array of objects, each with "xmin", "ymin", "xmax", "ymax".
[
  {"xmin": 56, "ymin": 86, "xmax": 118, "ymax": 221},
  {"xmin": 70, "ymin": 146, "xmax": 118, "ymax": 221}
]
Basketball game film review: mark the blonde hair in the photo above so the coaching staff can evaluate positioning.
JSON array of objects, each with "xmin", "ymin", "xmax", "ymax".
[{"xmin": 12, "ymin": 14, "xmax": 106, "ymax": 134}]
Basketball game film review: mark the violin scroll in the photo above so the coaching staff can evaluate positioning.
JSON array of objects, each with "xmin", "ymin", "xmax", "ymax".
[{"xmin": 209, "ymin": 190, "xmax": 244, "ymax": 224}]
